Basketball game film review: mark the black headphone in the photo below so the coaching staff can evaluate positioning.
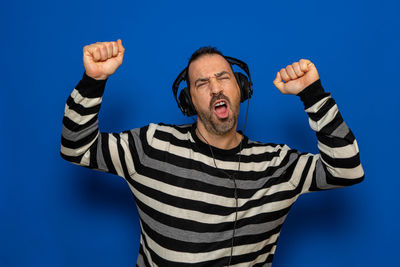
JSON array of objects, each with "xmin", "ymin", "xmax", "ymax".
[{"xmin": 172, "ymin": 56, "xmax": 253, "ymax": 117}]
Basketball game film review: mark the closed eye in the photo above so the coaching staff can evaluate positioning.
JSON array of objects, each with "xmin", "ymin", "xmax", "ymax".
[
  {"xmin": 197, "ymin": 82, "xmax": 208, "ymax": 88},
  {"xmin": 195, "ymin": 78, "xmax": 209, "ymax": 88},
  {"xmin": 215, "ymin": 71, "xmax": 231, "ymax": 81}
]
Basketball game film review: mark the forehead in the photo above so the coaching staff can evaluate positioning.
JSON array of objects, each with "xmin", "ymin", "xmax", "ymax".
[{"xmin": 188, "ymin": 54, "xmax": 232, "ymax": 81}]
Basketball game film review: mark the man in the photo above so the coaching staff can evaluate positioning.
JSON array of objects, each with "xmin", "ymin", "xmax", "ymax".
[{"xmin": 61, "ymin": 39, "xmax": 364, "ymax": 266}]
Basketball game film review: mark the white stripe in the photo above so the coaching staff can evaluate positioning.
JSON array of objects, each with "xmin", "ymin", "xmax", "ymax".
[
  {"xmin": 246, "ymin": 179, "xmax": 296, "ymax": 206},
  {"xmin": 71, "ymin": 88, "xmax": 102, "ymax": 108},
  {"xmin": 64, "ymin": 105, "xmax": 97, "ymax": 125},
  {"xmin": 155, "ymin": 124, "xmax": 190, "ymax": 141},
  {"xmin": 139, "ymin": 235, "xmax": 157, "ymax": 267},
  {"xmin": 141, "ymin": 225, "xmax": 279, "ymax": 264},
  {"xmin": 80, "ymin": 150, "xmax": 90, "ymax": 166},
  {"xmin": 318, "ymin": 140, "xmax": 360, "ymax": 159},
  {"xmin": 129, "ymin": 182, "xmax": 298, "ymax": 224},
  {"xmin": 308, "ymin": 104, "xmax": 338, "ymax": 131},
  {"xmin": 232, "ymin": 233, "xmax": 278, "ymax": 257},
  {"xmin": 60, "ymin": 132, "xmax": 99, "ymax": 157},
  {"xmin": 230, "ymin": 244, "xmax": 276, "ymax": 267},
  {"xmin": 241, "ymin": 144, "xmax": 287, "ymax": 156}
]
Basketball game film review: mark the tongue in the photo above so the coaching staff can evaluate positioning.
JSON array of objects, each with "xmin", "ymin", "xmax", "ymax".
[{"xmin": 215, "ymin": 105, "xmax": 228, "ymax": 119}]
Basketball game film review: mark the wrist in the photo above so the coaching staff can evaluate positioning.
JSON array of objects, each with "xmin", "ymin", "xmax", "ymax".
[
  {"xmin": 297, "ymin": 79, "xmax": 329, "ymax": 109},
  {"xmin": 75, "ymin": 73, "xmax": 108, "ymax": 98},
  {"xmin": 85, "ymin": 72, "xmax": 109, "ymax": 81}
]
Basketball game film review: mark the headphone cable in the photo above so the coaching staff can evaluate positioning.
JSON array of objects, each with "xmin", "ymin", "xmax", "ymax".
[{"xmin": 195, "ymin": 128, "xmax": 242, "ymax": 267}]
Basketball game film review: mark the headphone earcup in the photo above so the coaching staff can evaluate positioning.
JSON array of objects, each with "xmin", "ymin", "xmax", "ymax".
[
  {"xmin": 178, "ymin": 87, "xmax": 197, "ymax": 117},
  {"xmin": 234, "ymin": 72, "xmax": 252, "ymax": 102}
]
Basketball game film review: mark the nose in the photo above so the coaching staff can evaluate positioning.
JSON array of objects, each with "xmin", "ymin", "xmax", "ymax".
[{"xmin": 209, "ymin": 77, "xmax": 223, "ymax": 95}]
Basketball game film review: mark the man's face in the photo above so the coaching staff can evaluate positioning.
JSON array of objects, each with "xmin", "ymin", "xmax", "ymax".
[{"xmin": 188, "ymin": 54, "xmax": 241, "ymax": 136}]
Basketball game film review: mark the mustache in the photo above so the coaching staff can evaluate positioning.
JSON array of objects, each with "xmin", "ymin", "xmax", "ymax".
[{"xmin": 209, "ymin": 93, "xmax": 231, "ymax": 110}]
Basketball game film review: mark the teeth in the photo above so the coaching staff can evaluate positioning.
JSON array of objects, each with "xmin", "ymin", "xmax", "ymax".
[{"xmin": 215, "ymin": 101, "xmax": 226, "ymax": 107}]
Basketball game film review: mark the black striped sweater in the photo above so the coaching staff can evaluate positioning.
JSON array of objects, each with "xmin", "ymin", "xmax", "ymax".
[{"xmin": 60, "ymin": 73, "xmax": 364, "ymax": 266}]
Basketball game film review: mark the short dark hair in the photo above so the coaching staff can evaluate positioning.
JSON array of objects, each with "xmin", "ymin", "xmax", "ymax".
[
  {"xmin": 188, "ymin": 46, "xmax": 224, "ymax": 67},
  {"xmin": 186, "ymin": 46, "xmax": 229, "ymax": 88}
]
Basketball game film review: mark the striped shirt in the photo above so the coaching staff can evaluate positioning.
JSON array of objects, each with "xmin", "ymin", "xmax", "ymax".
[{"xmin": 60, "ymin": 73, "xmax": 364, "ymax": 266}]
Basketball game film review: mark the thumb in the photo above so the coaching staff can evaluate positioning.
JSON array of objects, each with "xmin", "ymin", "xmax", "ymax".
[
  {"xmin": 117, "ymin": 39, "xmax": 125, "ymax": 60},
  {"xmin": 273, "ymin": 72, "xmax": 285, "ymax": 92}
]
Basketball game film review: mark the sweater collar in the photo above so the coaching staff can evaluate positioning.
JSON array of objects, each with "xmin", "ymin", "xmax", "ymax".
[{"xmin": 190, "ymin": 123, "xmax": 247, "ymax": 157}]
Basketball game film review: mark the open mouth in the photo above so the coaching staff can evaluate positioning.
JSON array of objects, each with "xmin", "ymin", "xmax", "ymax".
[{"xmin": 213, "ymin": 100, "xmax": 229, "ymax": 119}]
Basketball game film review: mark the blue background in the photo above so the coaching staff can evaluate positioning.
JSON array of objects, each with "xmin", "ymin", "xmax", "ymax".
[{"xmin": 1, "ymin": 0, "xmax": 399, "ymax": 266}]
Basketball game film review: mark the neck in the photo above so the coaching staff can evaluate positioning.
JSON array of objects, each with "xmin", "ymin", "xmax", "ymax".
[{"xmin": 196, "ymin": 122, "xmax": 242, "ymax": 150}]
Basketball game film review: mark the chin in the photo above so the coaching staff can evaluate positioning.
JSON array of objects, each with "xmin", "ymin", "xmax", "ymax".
[{"xmin": 209, "ymin": 114, "xmax": 237, "ymax": 135}]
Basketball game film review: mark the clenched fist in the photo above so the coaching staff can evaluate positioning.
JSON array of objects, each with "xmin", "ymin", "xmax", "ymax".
[
  {"xmin": 83, "ymin": 39, "xmax": 125, "ymax": 80},
  {"xmin": 273, "ymin": 59, "xmax": 319, "ymax": 95}
]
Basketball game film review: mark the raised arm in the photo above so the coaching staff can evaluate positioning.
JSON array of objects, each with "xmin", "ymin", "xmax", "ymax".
[
  {"xmin": 273, "ymin": 59, "xmax": 364, "ymax": 193},
  {"xmin": 60, "ymin": 40, "xmax": 138, "ymax": 179}
]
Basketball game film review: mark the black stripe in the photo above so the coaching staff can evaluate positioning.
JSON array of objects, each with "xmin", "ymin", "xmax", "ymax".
[
  {"xmin": 324, "ymin": 163, "xmax": 364, "ymax": 186},
  {"xmin": 236, "ymin": 206, "xmax": 292, "ymax": 227},
  {"xmin": 320, "ymin": 151, "xmax": 361, "ymax": 169},
  {"xmin": 297, "ymin": 79, "xmax": 329, "ymax": 109},
  {"xmin": 75, "ymin": 73, "xmax": 107, "ymax": 98},
  {"xmin": 316, "ymin": 132, "xmax": 354, "ymax": 148},
  {"xmin": 100, "ymin": 133, "xmax": 117, "ymax": 175},
  {"xmin": 60, "ymin": 151, "xmax": 83, "ymax": 164},
  {"xmin": 62, "ymin": 115, "xmax": 98, "ymax": 132},
  {"xmin": 114, "ymin": 133, "xmax": 131, "ymax": 178},
  {"xmin": 66, "ymin": 96, "xmax": 102, "ymax": 116},
  {"xmin": 307, "ymin": 97, "xmax": 336, "ymax": 121},
  {"xmin": 318, "ymin": 112, "xmax": 345, "ymax": 135},
  {"xmin": 293, "ymin": 155, "xmax": 314, "ymax": 194}
]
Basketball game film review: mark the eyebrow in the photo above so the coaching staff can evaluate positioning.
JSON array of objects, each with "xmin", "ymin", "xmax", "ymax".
[{"xmin": 194, "ymin": 71, "xmax": 230, "ymax": 87}]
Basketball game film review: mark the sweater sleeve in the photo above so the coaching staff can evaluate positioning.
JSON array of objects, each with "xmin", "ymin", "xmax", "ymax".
[
  {"xmin": 60, "ymin": 73, "xmax": 140, "ymax": 179},
  {"xmin": 293, "ymin": 79, "xmax": 364, "ymax": 194}
]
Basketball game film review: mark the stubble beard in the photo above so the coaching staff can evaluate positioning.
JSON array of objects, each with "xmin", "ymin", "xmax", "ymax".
[{"xmin": 197, "ymin": 96, "xmax": 239, "ymax": 136}]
